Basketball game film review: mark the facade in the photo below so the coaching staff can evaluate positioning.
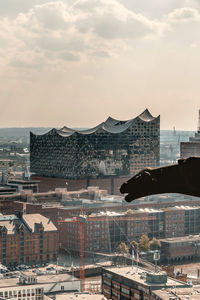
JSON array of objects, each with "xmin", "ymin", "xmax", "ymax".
[
  {"xmin": 160, "ymin": 235, "xmax": 200, "ymax": 263},
  {"xmin": 181, "ymin": 109, "xmax": 200, "ymax": 158},
  {"xmin": 58, "ymin": 212, "xmax": 157, "ymax": 254},
  {"xmin": 30, "ymin": 109, "xmax": 160, "ymax": 179},
  {"xmin": 0, "ymin": 213, "xmax": 58, "ymax": 266},
  {"xmin": 8, "ymin": 179, "xmax": 39, "ymax": 193},
  {"xmin": 58, "ymin": 206, "xmax": 200, "ymax": 255},
  {"xmin": 102, "ymin": 265, "xmax": 188, "ymax": 300}
]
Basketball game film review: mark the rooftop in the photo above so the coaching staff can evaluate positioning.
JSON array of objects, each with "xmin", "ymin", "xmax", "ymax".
[
  {"xmin": 31, "ymin": 109, "xmax": 159, "ymax": 137},
  {"xmin": 0, "ymin": 273, "xmax": 78, "ymax": 289},
  {"xmin": 160, "ymin": 234, "xmax": 200, "ymax": 244},
  {"xmin": 153, "ymin": 286, "xmax": 200, "ymax": 300},
  {"xmin": 0, "ymin": 213, "xmax": 57, "ymax": 235},
  {"xmin": 55, "ymin": 293, "xmax": 107, "ymax": 300},
  {"xmin": 103, "ymin": 266, "xmax": 187, "ymax": 288},
  {"xmin": 164, "ymin": 205, "xmax": 200, "ymax": 211}
]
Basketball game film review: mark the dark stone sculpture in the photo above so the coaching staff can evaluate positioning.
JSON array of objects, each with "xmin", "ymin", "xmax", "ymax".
[{"xmin": 120, "ymin": 157, "xmax": 200, "ymax": 202}]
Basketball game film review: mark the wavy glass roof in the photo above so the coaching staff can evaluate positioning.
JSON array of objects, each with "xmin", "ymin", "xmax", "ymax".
[{"xmin": 33, "ymin": 109, "xmax": 159, "ymax": 137}]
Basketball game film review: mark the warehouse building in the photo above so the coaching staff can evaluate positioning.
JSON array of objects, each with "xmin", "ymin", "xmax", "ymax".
[{"xmin": 0, "ymin": 212, "xmax": 58, "ymax": 266}]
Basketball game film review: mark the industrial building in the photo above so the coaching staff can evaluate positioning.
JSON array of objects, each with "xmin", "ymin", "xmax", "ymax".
[
  {"xmin": 30, "ymin": 109, "xmax": 160, "ymax": 180},
  {"xmin": 0, "ymin": 212, "xmax": 58, "ymax": 266}
]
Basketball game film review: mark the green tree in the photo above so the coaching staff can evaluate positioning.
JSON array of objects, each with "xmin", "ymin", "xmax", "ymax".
[
  {"xmin": 117, "ymin": 242, "xmax": 129, "ymax": 255},
  {"xmin": 150, "ymin": 238, "xmax": 161, "ymax": 250},
  {"xmin": 139, "ymin": 234, "xmax": 150, "ymax": 252}
]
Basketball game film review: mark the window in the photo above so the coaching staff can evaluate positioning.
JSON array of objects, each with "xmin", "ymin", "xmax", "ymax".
[
  {"xmin": 61, "ymin": 286, "xmax": 64, "ymax": 290},
  {"xmin": 121, "ymin": 287, "xmax": 129, "ymax": 295}
]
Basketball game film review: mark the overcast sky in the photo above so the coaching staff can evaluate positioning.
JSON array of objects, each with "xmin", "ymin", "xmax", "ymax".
[{"xmin": 0, "ymin": 0, "xmax": 200, "ymax": 130}]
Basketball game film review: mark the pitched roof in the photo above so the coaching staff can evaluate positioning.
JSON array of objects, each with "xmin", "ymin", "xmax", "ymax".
[
  {"xmin": 23, "ymin": 214, "xmax": 57, "ymax": 232},
  {"xmin": 0, "ymin": 214, "xmax": 57, "ymax": 235}
]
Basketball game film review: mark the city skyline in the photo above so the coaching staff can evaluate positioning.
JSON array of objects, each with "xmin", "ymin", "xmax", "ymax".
[{"xmin": 0, "ymin": 0, "xmax": 200, "ymax": 130}]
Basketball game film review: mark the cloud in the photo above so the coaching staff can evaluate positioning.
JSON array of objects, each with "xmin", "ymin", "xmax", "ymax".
[
  {"xmin": 73, "ymin": 0, "xmax": 165, "ymax": 39},
  {"xmin": 168, "ymin": 7, "xmax": 200, "ymax": 22},
  {"xmin": 0, "ymin": 0, "xmax": 167, "ymax": 73}
]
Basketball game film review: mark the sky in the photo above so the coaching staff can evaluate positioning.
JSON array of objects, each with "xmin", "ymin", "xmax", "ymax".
[{"xmin": 0, "ymin": 0, "xmax": 200, "ymax": 130}]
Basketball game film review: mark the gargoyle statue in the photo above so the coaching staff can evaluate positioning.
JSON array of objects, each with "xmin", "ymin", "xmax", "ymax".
[{"xmin": 120, "ymin": 157, "xmax": 200, "ymax": 202}]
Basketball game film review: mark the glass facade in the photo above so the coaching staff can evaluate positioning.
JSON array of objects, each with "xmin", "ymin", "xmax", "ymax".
[{"xmin": 30, "ymin": 110, "xmax": 160, "ymax": 179}]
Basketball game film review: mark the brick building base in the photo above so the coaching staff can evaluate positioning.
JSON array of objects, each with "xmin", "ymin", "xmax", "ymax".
[{"xmin": 31, "ymin": 175, "xmax": 130, "ymax": 195}]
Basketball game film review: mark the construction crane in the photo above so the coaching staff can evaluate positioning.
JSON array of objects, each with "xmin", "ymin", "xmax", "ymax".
[
  {"xmin": 58, "ymin": 212, "xmax": 156, "ymax": 291},
  {"xmin": 58, "ymin": 214, "xmax": 86, "ymax": 292}
]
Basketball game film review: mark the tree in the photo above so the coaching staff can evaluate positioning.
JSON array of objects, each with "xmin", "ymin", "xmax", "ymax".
[
  {"xmin": 150, "ymin": 238, "xmax": 161, "ymax": 250},
  {"xmin": 139, "ymin": 234, "xmax": 150, "ymax": 252},
  {"xmin": 130, "ymin": 240, "xmax": 138, "ymax": 251},
  {"xmin": 117, "ymin": 242, "xmax": 129, "ymax": 255}
]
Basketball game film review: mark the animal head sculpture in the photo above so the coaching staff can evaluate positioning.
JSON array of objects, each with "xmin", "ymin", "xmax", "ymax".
[{"xmin": 120, "ymin": 157, "xmax": 200, "ymax": 202}]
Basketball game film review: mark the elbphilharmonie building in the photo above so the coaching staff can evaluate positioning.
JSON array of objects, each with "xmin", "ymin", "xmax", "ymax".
[{"xmin": 30, "ymin": 109, "xmax": 160, "ymax": 179}]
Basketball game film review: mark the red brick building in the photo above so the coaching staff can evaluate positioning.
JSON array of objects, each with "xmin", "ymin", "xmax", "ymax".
[
  {"xmin": 58, "ymin": 212, "xmax": 157, "ymax": 254},
  {"xmin": 0, "ymin": 212, "xmax": 58, "ymax": 266},
  {"xmin": 160, "ymin": 235, "xmax": 200, "ymax": 264}
]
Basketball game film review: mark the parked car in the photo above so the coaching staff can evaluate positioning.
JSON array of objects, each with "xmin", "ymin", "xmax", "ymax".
[{"xmin": 46, "ymin": 267, "xmax": 55, "ymax": 271}]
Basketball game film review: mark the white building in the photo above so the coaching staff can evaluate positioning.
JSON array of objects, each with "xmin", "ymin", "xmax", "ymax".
[{"xmin": 0, "ymin": 272, "xmax": 81, "ymax": 300}]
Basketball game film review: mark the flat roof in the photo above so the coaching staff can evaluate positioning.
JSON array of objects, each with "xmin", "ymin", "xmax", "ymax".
[
  {"xmin": 163, "ymin": 205, "xmax": 200, "ymax": 211},
  {"xmin": 153, "ymin": 287, "xmax": 200, "ymax": 300},
  {"xmin": 55, "ymin": 293, "xmax": 106, "ymax": 300},
  {"xmin": 0, "ymin": 273, "xmax": 78, "ymax": 288},
  {"xmin": 160, "ymin": 234, "xmax": 200, "ymax": 244},
  {"xmin": 103, "ymin": 266, "xmax": 186, "ymax": 288},
  {"xmin": 8, "ymin": 180, "xmax": 39, "ymax": 184}
]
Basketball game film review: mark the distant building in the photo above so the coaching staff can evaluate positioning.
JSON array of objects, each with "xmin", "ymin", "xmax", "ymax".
[
  {"xmin": 0, "ymin": 212, "xmax": 58, "ymax": 266},
  {"xmin": 30, "ymin": 109, "xmax": 160, "ymax": 180},
  {"xmin": 181, "ymin": 109, "xmax": 200, "ymax": 158}
]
